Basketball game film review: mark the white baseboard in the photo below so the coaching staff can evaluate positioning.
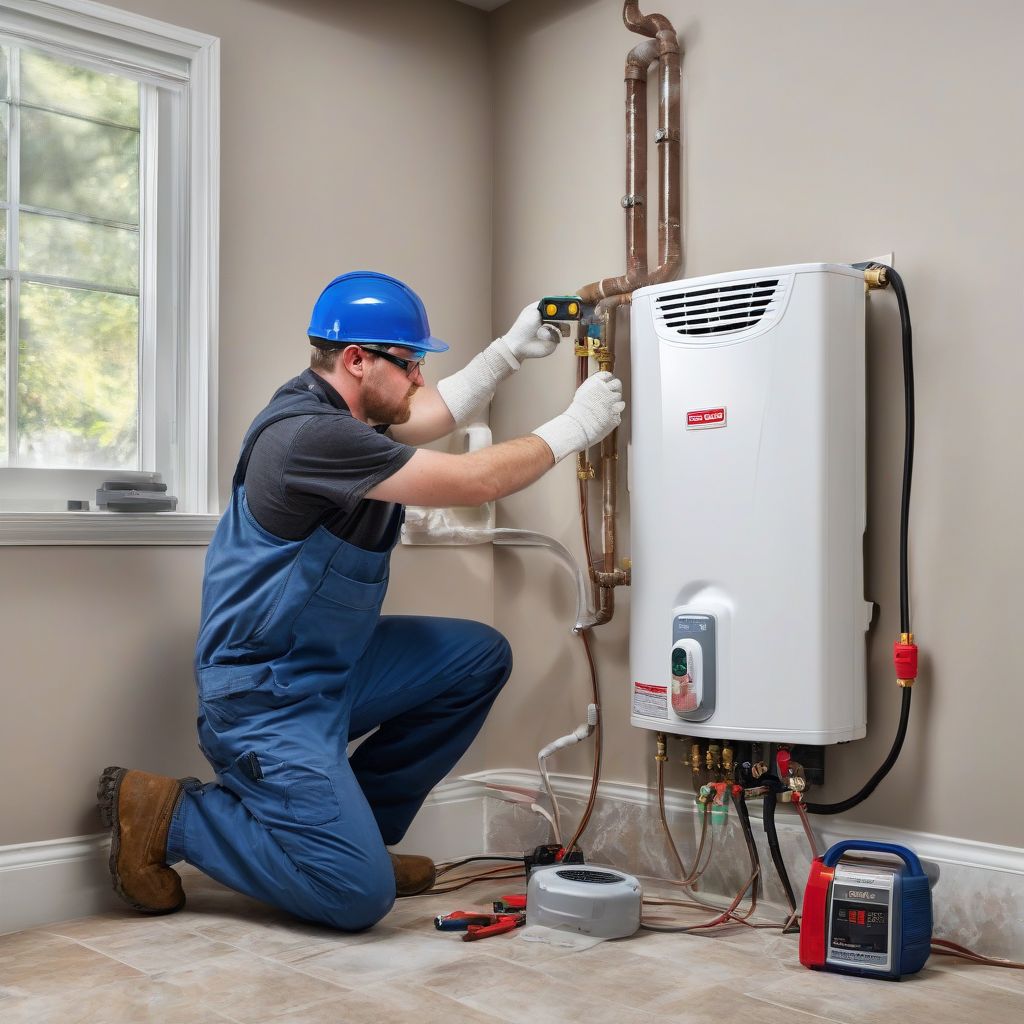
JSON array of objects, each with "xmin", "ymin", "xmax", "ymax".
[
  {"xmin": 4, "ymin": 770, "xmax": 1022, "ymax": 936},
  {"xmin": 462, "ymin": 769, "xmax": 1024, "ymax": 877},
  {"xmin": 0, "ymin": 834, "xmax": 117, "ymax": 935}
]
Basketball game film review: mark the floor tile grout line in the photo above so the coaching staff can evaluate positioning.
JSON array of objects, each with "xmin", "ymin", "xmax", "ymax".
[
  {"xmin": 25, "ymin": 932, "xmax": 151, "ymax": 978},
  {"xmin": 41, "ymin": 921, "xmax": 368, "ymax": 998},
  {"xmin": 743, "ymin": 991, "xmax": 856, "ymax": 1024}
]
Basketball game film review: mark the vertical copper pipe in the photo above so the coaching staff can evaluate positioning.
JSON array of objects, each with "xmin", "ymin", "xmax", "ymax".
[
  {"xmin": 624, "ymin": 73, "xmax": 648, "ymax": 279},
  {"xmin": 590, "ymin": 295, "xmax": 630, "ymax": 626},
  {"xmin": 649, "ymin": 33, "xmax": 682, "ymax": 283},
  {"xmin": 579, "ymin": 8, "xmax": 681, "ymax": 302},
  {"xmin": 575, "ymin": 4, "xmax": 682, "ymax": 627}
]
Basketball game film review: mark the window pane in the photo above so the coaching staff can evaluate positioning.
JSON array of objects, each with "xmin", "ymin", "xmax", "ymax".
[
  {"xmin": 0, "ymin": 46, "xmax": 8, "ymax": 100},
  {"xmin": 21, "ymin": 108, "xmax": 139, "ymax": 224},
  {"xmin": 1, "ymin": 101, "xmax": 7, "ymax": 205},
  {"xmin": 21, "ymin": 212, "xmax": 138, "ymax": 290},
  {"xmin": 18, "ymin": 283, "xmax": 138, "ymax": 469},
  {"xmin": 0, "ymin": 285, "xmax": 6, "ymax": 461},
  {"xmin": 21, "ymin": 49, "xmax": 138, "ymax": 128}
]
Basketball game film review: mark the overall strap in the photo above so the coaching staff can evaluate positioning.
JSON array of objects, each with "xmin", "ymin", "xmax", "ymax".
[{"xmin": 231, "ymin": 394, "xmax": 336, "ymax": 490}]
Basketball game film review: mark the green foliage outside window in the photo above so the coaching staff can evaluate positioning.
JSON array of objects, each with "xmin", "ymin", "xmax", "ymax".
[{"xmin": 2, "ymin": 44, "xmax": 141, "ymax": 470}]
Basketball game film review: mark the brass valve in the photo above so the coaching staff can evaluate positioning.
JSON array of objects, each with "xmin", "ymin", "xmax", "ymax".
[
  {"xmin": 864, "ymin": 266, "xmax": 889, "ymax": 290},
  {"xmin": 706, "ymin": 743, "xmax": 720, "ymax": 773},
  {"xmin": 722, "ymin": 744, "xmax": 735, "ymax": 776},
  {"xmin": 575, "ymin": 336, "xmax": 603, "ymax": 359},
  {"xmin": 655, "ymin": 732, "xmax": 668, "ymax": 763},
  {"xmin": 689, "ymin": 742, "xmax": 702, "ymax": 775}
]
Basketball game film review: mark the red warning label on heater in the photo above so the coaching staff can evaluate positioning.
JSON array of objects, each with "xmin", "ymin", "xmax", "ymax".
[
  {"xmin": 686, "ymin": 407, "xmax": 727, "ymax": 429},
  {"xmin": 633, "ymin": 682, "xmax": 669, "ymax": 719}
]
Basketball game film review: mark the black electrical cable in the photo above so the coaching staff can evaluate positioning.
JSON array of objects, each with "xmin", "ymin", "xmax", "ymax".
[
  {"xmin": 763, "ymin": 788, "xmax": 799, "ymax": 931},
  {"xmin": 807, "ymin": 262, "xmax": 914, "ymax": 816}
]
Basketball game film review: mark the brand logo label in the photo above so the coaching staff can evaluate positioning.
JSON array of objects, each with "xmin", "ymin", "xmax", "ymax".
[
  {"xmin": 686, "ymin": 406, "xmax": 727, "ymax": 430},
  {"xmin": 847, "ymin": 890, "xmax": 877, "ymax": 900}
]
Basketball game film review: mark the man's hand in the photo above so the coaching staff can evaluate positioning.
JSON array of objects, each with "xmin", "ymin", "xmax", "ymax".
[
  {"xmin": 532, "ymin": 372, "xmax": 625, "ymax": 463},
  {"xmin": 436, "ymin": 299, "xmax": 561, "ymax": 428},
  {"xmin": 499, "ymin": 303, "xmax": 561, "ymax": 362}
]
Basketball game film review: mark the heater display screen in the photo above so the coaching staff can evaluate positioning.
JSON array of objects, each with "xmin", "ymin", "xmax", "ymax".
[{"xmin": 830, "ymin": 899, "xmax": 889, "ymax": 954}]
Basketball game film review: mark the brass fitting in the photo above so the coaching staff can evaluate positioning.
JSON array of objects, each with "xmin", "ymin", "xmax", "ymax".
[
  {"xmin": 897, "ymin": 631, "xmax": 917, "ymax": 688},
  {"xmin": 750, "ymin": 760, "xmax": 768, "ymax": 780},
  {"xmin": 864, "ymin": 266, "xmax": 889, "ymax": 291},
  {"xmin": 706, "ymin": 743, "xmax": 720, "ymax": 773},
  {"xmin": 655, "ymin": 732, "xmax": 668, "ymax": 763},
  {"xmin": 576, "ymin": 458, "xmax": 595, "ymax": 481},
  {"xmin": 591, "ymin": 567, "xmax": 630, "ymax": 588},
  {"xmin": 722, "ymin": 744, "xmax": 735, "ymax": 776},
  {"xmin": 689, "ymin": 742, "xmax": 702, "ymax": 775},
  {"xmin": 575, "ymin": 336, "xmax": 603, "ymax": 359}
]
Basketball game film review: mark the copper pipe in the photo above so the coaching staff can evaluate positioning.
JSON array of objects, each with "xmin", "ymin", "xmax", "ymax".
[
  {"xmin": 579, "ymin": 9, "xmax": 681, "ymax": 303},
  {"xmin": 589, "ymin": 295, "xmax": 630, "ymax": 627},
  {"xmin": 623, "ymin": 0, "xmax": 674, "ymax": 36},
  {"xmin": 562, "ymin": 628, "xmax": 602, "ymax": 853},
  {"xmin": 576, "ymin": 4, "xmax": 682, "ymax": 629},
  {"xmin": 649, "ymin": 32, "xmax": 682, "ymax": 284}
]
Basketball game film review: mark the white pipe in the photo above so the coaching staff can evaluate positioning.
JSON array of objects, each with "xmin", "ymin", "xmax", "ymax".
[
  {"xmin": 402, "ymin": 521, "xmax": 599, "ymax": 633},
  {"xmin": 537, "ymin": 704, "xmax": 599, "ymax": 846}
]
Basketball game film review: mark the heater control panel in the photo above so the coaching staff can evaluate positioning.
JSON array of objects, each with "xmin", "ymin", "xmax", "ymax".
[{"xmin": 670, "ymin": 614, "xmax": 716, "ymax": 722}]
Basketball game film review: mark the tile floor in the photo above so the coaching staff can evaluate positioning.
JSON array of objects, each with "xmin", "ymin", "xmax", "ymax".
[{"xmin": 2, "ymin": 865, "xmax": 1023, "ymax": 1023}]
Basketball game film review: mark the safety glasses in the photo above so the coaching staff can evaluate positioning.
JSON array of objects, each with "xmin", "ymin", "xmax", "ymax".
[{"xmin": 359, "ymin": 345, "xmax": 426, "ymax": 378}]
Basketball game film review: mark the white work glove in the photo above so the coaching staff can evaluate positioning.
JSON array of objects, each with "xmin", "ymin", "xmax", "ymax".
[
  {"xmin": 532, "ymin": 372, "xmax": 625, "ymax": 463},
  {"xmin": 499, "ymin": 302, "xmax": 561, "ymax": 361},
  {"xmin": 437, "ymin": 302, "xmax": 561, "ymax": 425}
]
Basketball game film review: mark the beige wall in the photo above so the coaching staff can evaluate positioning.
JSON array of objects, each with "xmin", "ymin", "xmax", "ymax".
[
  {"xmin": 5, "ymin": 0, "xmax": 1023, "ymax": 855},
  {"xmin": 1, "ymin": 0, "xmax": 493, "ymax": 846},
  {"xmin": 486, "ymin": 0, "xmax": 1024, "ymax": 848}
]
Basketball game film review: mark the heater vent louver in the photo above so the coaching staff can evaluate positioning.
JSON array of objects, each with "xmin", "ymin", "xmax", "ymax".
[{"xmin": 655, "ymin": 278, "xmax": 785, "ymax": 337}]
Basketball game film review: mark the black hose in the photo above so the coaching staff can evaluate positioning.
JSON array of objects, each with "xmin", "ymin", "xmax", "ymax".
[
  {"xmin": 889, "ymin": 266, "xmax": 915, "ymax": 635},
  {"xmin": 763, "ymin": 789, "xmax": 799, "ymax": 930},
  {"xmin": 808, "ymin": 262, "xmax": 914, "ymax": 816},
  {"xmin": 806, "ymin": 687, "xmax": 913, "ymax": 815},
  {"xmin": 731, "ymin": 788, "xmax": 761, "ymax": 903}
]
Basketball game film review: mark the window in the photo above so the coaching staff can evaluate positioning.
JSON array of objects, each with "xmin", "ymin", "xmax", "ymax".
[{"xmin": 0, "ymin": 0, "xmax": 218, "ymax": 543}]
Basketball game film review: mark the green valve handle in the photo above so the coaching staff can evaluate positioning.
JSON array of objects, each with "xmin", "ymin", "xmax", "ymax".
[{"xmin": 538, "ymin": 296, "xmax": 584, "ymax": 323}]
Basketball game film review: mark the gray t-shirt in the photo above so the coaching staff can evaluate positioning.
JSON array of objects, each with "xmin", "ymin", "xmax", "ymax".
[{"xmin": 243, "ymin": 369, "xmax": 414, "ymax": 550}]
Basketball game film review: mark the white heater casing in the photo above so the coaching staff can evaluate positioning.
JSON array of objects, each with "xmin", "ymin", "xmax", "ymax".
[{"xmin": 629, "ymin": 263, "xmax": 870, "ymax": 744}]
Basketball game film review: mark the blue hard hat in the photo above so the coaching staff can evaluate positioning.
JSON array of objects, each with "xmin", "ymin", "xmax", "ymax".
[{"xmin": 307, "ymin": 271, "xmax": 449, "ymax": 353}]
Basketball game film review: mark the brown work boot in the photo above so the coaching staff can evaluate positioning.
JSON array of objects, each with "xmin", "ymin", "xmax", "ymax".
[
  {"xmin": 97, "ymin": 767, "xmax": 185, "ymax": 914},
  {"xmin": 390, "ymin": 852, "xmax": 436, "ymax": 897}
]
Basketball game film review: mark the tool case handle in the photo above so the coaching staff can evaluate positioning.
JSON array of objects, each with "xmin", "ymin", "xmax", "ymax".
[{"xmin": 821, "ymin": 839, "xmax": 924, "ymax": 877}]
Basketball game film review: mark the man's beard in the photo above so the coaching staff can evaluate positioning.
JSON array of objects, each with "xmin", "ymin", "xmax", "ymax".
[{"xmin": 363, "ymin": 379, "xmax": 417, "ymax": 425}]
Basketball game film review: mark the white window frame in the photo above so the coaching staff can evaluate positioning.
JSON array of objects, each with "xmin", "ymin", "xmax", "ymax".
[{"xmin": 0, "ymin": 0, "xmax": 218, "ymax": 544}]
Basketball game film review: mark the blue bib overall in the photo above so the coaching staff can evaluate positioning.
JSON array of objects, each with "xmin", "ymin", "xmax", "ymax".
[{"xmin": 167, "ymin": 378, "xmax": 512, "ymax": 930}]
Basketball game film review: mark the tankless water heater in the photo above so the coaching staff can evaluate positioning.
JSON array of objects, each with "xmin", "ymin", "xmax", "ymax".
[{"xmin": 629, "ymin": 263, "xmax": 871, "ymax": 744}]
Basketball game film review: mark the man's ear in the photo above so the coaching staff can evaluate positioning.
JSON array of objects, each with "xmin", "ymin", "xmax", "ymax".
[{"xmin": 341, "ymin": 345, "xmax": 366, "ymax": 379}]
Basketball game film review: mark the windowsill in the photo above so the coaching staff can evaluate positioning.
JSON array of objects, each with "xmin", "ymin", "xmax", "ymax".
[{"xmin": 0, "ymin": 511, "xmax": 219, "ymax": 545}]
